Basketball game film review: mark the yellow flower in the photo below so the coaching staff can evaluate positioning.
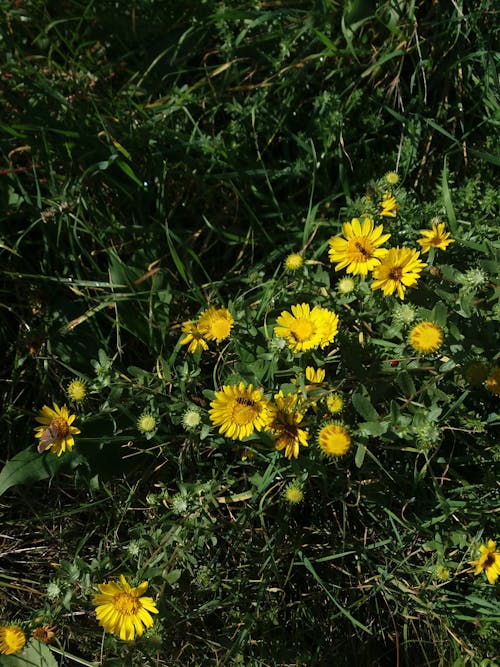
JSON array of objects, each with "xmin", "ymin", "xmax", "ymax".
[
  {"xmin": 209, "ymin": 382, "xmax": 271, "ymax": 440},
  {"xmin": 318, "ymin": 422, "xmax": 351, "ymax": 457},
  {"xmin": 67, "ymin": 379, "xmax": 86, "ymax": 402},
  {"xmin": 379, "ymin": 192, "xmax": 398, "ymax": 218},
  {"xmin": 267, "ymin": 391, "xmax": 309, "ymax": 459},
  {"xmin": 328, "ymin": 216, "xmax": 390, "ymax": 278},
  {"xmin": 417, "ymin": 221, "xmax": 455, "ymax": 253},
  {"xmin": 370, "ymin": 246, "xmax": 426, "ymax": 300},
  {"xmin": 409, "ymin": 321, "xmax": 444, "ymax": 354},
  {"xmin": 93, "ymin": 574, "xmax": 159, "ymax": 640},
  {"xmin": 197, "ymin": 306, "xmax": 234, "ymax": 343},
  {"xmin": 305, "ymin": 366, "xmax": 325, "ymax": 383},
  {"xmin": 384, "ymin": 171, "xmax": 399, "ymax": 185},
  {"xmin": 180, "ymin": 320, "xmax": 209, "ymax": 354},
  {"xmin": 0, "ymin": 625, "xmax": 26, "ymax": 655},
  {"xmin": 284, "ymin": 253, "xmax": 304, "ymax": 271},
  {"xmin": 284, "ymin": 482, "xmax": 304, "ymax": 504},
  {"xmin": 137, "ymin": 413, "xmax": 157, "ymax": 434},
  {"xmin": 325, "ymin": 392, "xmax": 343, "ymax": 414},
  {"xmin": 435, "ymin": 565, "xmax": 450, "ymax": 581},
  {"xmin": 34, "ymin": 403, "xmax": 80, "ymax": 456},
  {"xmin": 485, "ymin": 366, "xmax": 500, "ymax": 397},
  {"xmin": 274, "ymin": 303, "xmax": 339, "ymax": 353},
  {"xmin": 470, "ymin": 540, "xmax": 500, "ymax": 585}
]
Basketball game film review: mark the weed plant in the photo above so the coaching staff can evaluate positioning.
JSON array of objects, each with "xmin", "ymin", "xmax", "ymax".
[{"xmin": 0, "ymin": 1, "xmax": 499, "ymax": 666}]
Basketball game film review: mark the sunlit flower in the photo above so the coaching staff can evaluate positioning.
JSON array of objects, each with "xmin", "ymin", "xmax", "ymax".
[
  {"xmin": 305, "ymin": 366, "xmax": 325, "ymax": 383},
  {"xmin": 67, "ymin": 379, "xmax": 86, "ymax": 402},
  {"xmin": 328, "ymin": 217, "xmax": 390, "ymax": 278},
  {"xmin": 209, "ymin": 382, "xmax": 271, "ymax": 440},
  {"xmin": 470, "ymin": 540, "xmax": 500, "ymax": 585},
  {"xmin": 137, "ymin": 412, "xmax": 157, "ymax": 434},
  {"xmin": 34, "ymin": 403, "xmax": 80, "ymax": 456},
  {"xmin": 32, "ymin": 624, "xmax": 57, "ymax": 644},
  {"xmin": 409, "ymin": 321, "xmax": 444, "ymax": 354},
  {"xmin": 274, "ymin": 303, "xmax": 339, "ymax": 353},
  {"xmin": 267, "ymin": 391, "xmax": 309, "ymax": 459},
  {"xmin": 93, "ymin": 574, "xmax": 159, "ymax": 640},
  {"xmin": 417, "ymin": 221, "xmax": 454, "ymax": 253},
  {"xmin": 284, "ymin": 253, "xmax": 304, "ymax": 271},
  {"xmin": 485, "ymin": 366, "xmax": 500, "ymax": 397},
  {"xmin": 318, "ymin": 422, "xmax": 351, "ymax": 457},
  {"xmin": 283, "ymin": 482, "xmax": 304, "ymax": 504},
  {"xmin": 370, "ymin": 246, "xmax": 426, "ymax": 300},
  {"xmin": 379, "ymin": 192, "xmax": 398, "ymax": 218},
  {"xmin": 337, "ymin": 276, "xmax": 356, "ymax": 294},
  {"xmin": 182, "ymin": 407, "xmax": 202, "ymax": 430},
  {"xmin": 325, "ymin": 392, "xmax": 343, "ymax": 414},
  {"xmin": 180, "ymin": 320, "xmax": 208, "ymax": 354},
  {"xmin": 197, "ymin": 306, "xmax": 234, "ymax": 343},
  {"xmin": 384, "ymin": 171, "xmax": 399, "ymax": 186},
  {"xmin": 0, "ymin": 625, "xmax": 26, "ymax": 655}
]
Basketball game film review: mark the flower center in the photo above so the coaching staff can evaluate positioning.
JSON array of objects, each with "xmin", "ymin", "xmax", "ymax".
[
  {"xmin": 113, "ymin": 592, "xmax": 141, "ymax": 615},
  {"xmin": 53, "ymin": 417, "xmax": 70, "ymax": 437},
  {"xmin": 485, "ymin": 553, "xmax": 495, "ymax": 568},
  {"xmin": 389, "ymin": 267, "xmax": 403, "ymax": 281},
  {"xmin": 212, "ymin": 319, "xmax": 231, "ymax": 339},
  {"xmin": 232, "ymin": 397, "xmax": 258, "ymax": 425},
  {"xmin": 290, "ymin": 318, "xmax": 314, "ymax": 341},
  {"xmin": 350, "ymin": 239, "xmax": 373, "ymax": 260}
]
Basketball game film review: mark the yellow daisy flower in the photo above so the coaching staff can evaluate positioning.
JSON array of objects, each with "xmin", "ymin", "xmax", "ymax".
[
  {"xmin": 67, "ymin": 379, "xmax": 86, "ymax": 402},
  {"xmin": 284, "ymin": 253, "xmax": 304, "ymax": 271},
  {"xmin": 93, "ymin": 574, "xmax": 159, "ymax": 640},
  {"xmin": 34, "ymin": 403, "xmax": 80, "ymax": 456},
  {"xmin": 274, "ymin": 303, "xmax": 339, "ymax": 353},
  {"xmin": 370, "ymin": 246, "xmax": 426, "ymax": 300},
  {"xmin": 470, "ymin": 540, "xmax": 500, "ymax": 585},
  {"xmin": 417, "ymin": 221, "xmax": 455, "ymax": 253},
  {"xmin": 305, "ymin": 366, "xmax": 326, "ymax": 383},
  {"xmin": 0, "ymin": 625, "xmax": 26, "ymax": 655},
  {"xmin": 485, "ymin": 366, "xmax": 500, "ymax": 397},
  {"xmin": 267, "ymin": 391, "xmax": 309, "ymax": 459},
  {"xmin": 318, "ymin": 422, "xmax": 351, "ymax": 457},
  {"xmin": 197, "ymin": 306, "xmax": 234, "ymax": 343},
  {"xmin": 180, "ymin": 320, "xmax": 209, "ymax": 354},
  {"xmin": 328, "ymin": 216, "xmax": 391, "ymax": 278},
  {"xmin": 409, "ymin": 321, "xmax": 444, "ymax": 354},
  {"xmin": 209, "ymin": 382, "xmax": 271, "ymax": 440},
  {"xmin": 379, "ymin": 192, "xmax": 398, "ymax": 218}
]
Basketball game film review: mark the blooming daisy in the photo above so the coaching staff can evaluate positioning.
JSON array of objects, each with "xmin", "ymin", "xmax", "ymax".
[
  {"xmin": 328, "ymin": 216, "xmax": 390, "ymax": 278},
  {"xmin": 34, "ymin": 403, "xmax": 80, "ymax": 456},
  {"xmin": 318, "ymin": 422, "xmax": 351, "ymax": 457},
  {"xmin": 180, "ymin": 320, "xmax": 208, "ymax": 354},
  {"xmin": 267, "ymin": 391, "xmax": 309, "ymax": 459},
  {"xmin": 93, "ymin": 574, "xmax": 159, "ymax": 640},
  {"xmin": 485, "ymin": 366, "xmax": 500, "ymax": 397},
  {"xmin": 379, "ymin": 192, "xmax": 398, "ymax": 218},
  {"xmin": 209, "ymin": 382, "xmax": 271, "ymax": 440},
  {"xmin": 417, "ymin": 221, "xmax": 455, "ymax": 253},
  {"xmin": 197, "ymin": 306, "xmax": 234, "ymax": 343},
  {"xmin": 370, "ymin": 246, "xmax": 426, "ymax": 300},
  {"xmin": 470, "ymin": 540, "xmax": 500, "ymax": 585},
  {"xmin": 0, "ymin": 625, "xmax": 26, "ymax": 655},
  {"xmin": 409, "ymin": 321, "xmax": 444, "ymax": 354},
  {"xmin": 67, "ymin": 379, "xmax": 86, "ymax": 402},
  {"xmin": 305, "ymin": 366, "xmax": 325, "ymax": 383},
  {"xmin": 284, "ymin": 252, "xmax": 304, "ymax": 271},
  {"xmin": 274, "ymin": 303, "xmax": 339, "ymax": 353}
]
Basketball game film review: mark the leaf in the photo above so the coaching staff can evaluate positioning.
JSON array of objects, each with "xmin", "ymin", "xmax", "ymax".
[
  {"xmin": 354, "ymin": 442, "xmax": 366, "ymax": 468},
  {"xmin": 0, "ymin": 639, "xmax": 58, "ymax": 666},
  {"xmin": 0, "ymin": 447, "xmax": 65, "ymax": 496},
  {"xmin": 351, "ymin": 391, "xmax": 379, "ymax": 420}
]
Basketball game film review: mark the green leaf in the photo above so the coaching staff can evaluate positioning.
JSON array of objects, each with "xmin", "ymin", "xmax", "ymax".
[
  {"xmin": 0, "ymin": 447, "xmax": 65, "ymax": 496},
  {"xmin": 0, "ymin": 639, "xmax": 58, "ymax": 667},
  {"xmin": 354, "ymin": 442, "xmax": 366, "ymax": 468},
  {"xmin": 351, "ymin": 391, "xmax": 379, "ymax": 420}
]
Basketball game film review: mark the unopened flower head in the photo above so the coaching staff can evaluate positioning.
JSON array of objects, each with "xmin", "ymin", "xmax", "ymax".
[
  {"xmin": 283, "ymin": 481, "xmax": 304, "ymax": 504},
  {"xmin": 325, "ymin": 392, "xmax": 343, "ymax": 414},
  {"xmin": 34, "ymin": 403, "xmax": 80, "ymax": 456},
  {"xmin": 392, "ymin": 303, "xmax": 417, "ymax": 327},
  {"xmin": 470, "ymin": 540, "xmax": 500, "ymax": 585},
  {"xmin": 67, "ymin": 379, "xmax": 87, "ymax": 402},
  {"xmin": 409, "ymin": 321, "xmax": 444, "ymax": 354},
  {"xmin": 197, "ymin": 306, "xmax": 234, "ymax": 343},
  {"xmin": 318, "ymin": 422, "xmax": 351, "ymax": 457},
  {"xmin": 460, "ymin": 268, "xmax": 488, "ymax": 293},
  {"xmin": 328, "ymin": 216, "xmax": 390, "ymax": 278},
  {"xmin": 337, "ymin": 276, "xmax": 356, "ymax": 294},
  {"xmin": 435, "ymin": 565, "xmax": 450, "ymax": 581},
  {"xmin": 384, "ymin": 171, "xmax": 400, "ymax": 186},
  {"xmin": 417, "ymin": 221, "xmax": 454, "ymax": 253},
  {"xmin": 485, "ymin": 366, "xmax": 500, "ymax": 397},
  {"xmin": 137, "ymin": 412, "xmax": 157, "ymax": 434},
  {"xmin": 370, "ymin": 246, "xmax": 426, "ymax": 300},
  {"xmin": 182, "ymin": 406, "xmax": 202, "ymax": 430},
  {"xmin": 284, "ymin": 253, "xmax": 304, "ymax": 271},
  {"xmin": 0, "ymin": 625, "xmax": 26, "ymax": 655}
]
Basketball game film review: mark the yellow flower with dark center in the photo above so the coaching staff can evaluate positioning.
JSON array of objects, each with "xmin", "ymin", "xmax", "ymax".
[
  {"xmin": 209, "ymin": 382, "xmax": 271, "ymax": 440},
  {"xmin": 0, "ymin": 625, "xmax": 26, "ymax": 655},
  {"xmin": 274, "ymin": 303, "xmax": 339, "ymax": 353},
  {"xmin": 197, "ymin": 306, "xmax": 234, "ymax": 343},
  {"xmin": 328, "ymin": 217, "xmax": 390, "ymax": 278},
  {"xmin": 470, "ymin": 540, "xmax": 500, "ymax": 585},
  {"xmin": 384, "ymin": 171, "xmax": 399, "ymax": 185},
  {"xmin": 305, "ymin": 366, "xmax": 325, "ymax": 383},
  {"xmin": 180, "ymin": 320, "xmax": 208, "ymax": 354},
  {"xmin": 67, "ymin": 379, "xmax": 86, "ymax": 402},
  {"xmin": 93, "ymin": 574, "xmax": 159, "ymax": 640},
  {"xmin": 417, "ymin": 222, "xmax": 455, "ymax": 253},
  {"xmin": 318, "ymin": 422, "xmax": 351, "ymax": 457},
  {"xmin": 284, "ymin": 253, "xmax": 304, "ymax": 271},
  {"xmin": 485, "ymin": 366, "xmax": 500, "ymax": 397},
  {"xmin": 409, "ymin": 321, "xmax": 444, "ymax": 354},
  {"xmin": 370, "ymin": 246, "xmax": 426, "ymax": 300},
  {"xmin": 325, "ymin": 392, "xmax": 343, "ymax": 414},
  {"xmin": 34, "ymin": 403, "xmax": 80, "ymax": 456},
  {"xmin": 267, "ymin": 391, "xmax": 309, "ymax": 459},
  {"xmin": 379, "ymin": 192, "xmax": 398, "ymax": 217}
]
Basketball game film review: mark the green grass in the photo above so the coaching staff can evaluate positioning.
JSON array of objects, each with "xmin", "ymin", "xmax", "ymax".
[{"xmin": 1, "ymin": 1, "xmax": 499, "ymax": 665}]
